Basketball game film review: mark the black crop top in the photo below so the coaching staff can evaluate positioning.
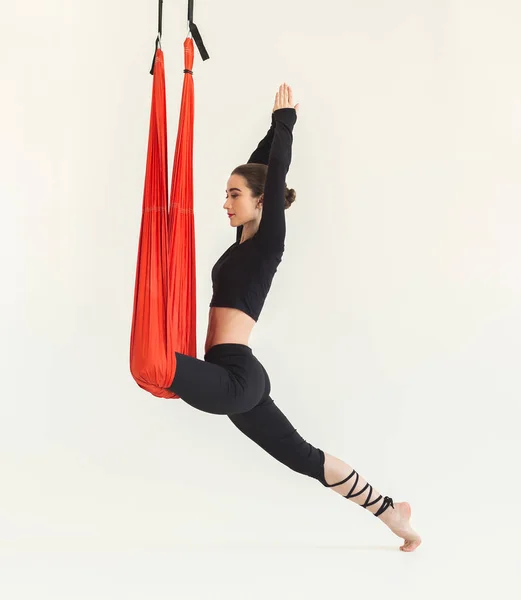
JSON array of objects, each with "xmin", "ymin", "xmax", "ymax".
[{"xmin": 209, "ymin": 107, "xmax": 297, "ymax": 321}]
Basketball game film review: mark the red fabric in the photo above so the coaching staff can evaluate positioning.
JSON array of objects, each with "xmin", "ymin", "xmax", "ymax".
[{"xmin": 130, "ymin": 40, "xmax": 197, "ymax": 399}]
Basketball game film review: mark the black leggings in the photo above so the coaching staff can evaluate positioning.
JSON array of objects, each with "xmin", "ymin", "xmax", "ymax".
[{"xmin": 168, "ymin": 343, "xmax": 327, "ymax": 486}]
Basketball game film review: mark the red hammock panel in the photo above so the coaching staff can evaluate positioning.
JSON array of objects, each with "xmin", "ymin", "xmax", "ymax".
[{"xmin": 130, "ymin": 40, "xmax": 197, "ymax": 399}]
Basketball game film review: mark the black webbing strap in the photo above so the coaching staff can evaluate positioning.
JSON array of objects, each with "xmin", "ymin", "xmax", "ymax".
[
  {"xmin": 150, "ymin": 0, "xmax": 210, "ymax": 75},
  {"xmin": 188, "ymin": 0, "xmax": 210, "ymax": 62},
  {"xmin": 149, "ymin": 0, "xmax": 164, "ymax": 75}
]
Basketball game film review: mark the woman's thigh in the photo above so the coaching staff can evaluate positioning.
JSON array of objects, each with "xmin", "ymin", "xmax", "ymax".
[
  {"xmin": 228, "ymin": 364, "xmax": 325, "ymax": 481},
  {"xmin": 167, "ymin": 345, "xmax": 266, "ymax": 415}
]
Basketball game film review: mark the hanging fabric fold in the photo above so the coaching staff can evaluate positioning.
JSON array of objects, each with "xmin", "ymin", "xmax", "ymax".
[{"xmin": 131, "ymin": 1, "xmax": 209, "ymax": 399}]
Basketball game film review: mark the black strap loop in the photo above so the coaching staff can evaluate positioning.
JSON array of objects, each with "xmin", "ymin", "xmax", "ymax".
[
  {"xmin": 188, "ymin": 21, "xmax": 210, "ymax": 62},
  {"xmin": 188, "ymin": 0, "xmax": 209, "ymax": 62},
  {"xmin": 150, "ymin": 0, "xmax": 209, "ymax": 75}
]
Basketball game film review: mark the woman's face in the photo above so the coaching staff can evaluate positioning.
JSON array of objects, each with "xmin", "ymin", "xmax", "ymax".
[{"xmin": 223, "ymin": 174, "xmax": 263, "ymax": 227}]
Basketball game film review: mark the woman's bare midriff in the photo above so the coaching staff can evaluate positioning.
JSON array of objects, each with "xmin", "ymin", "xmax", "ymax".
[{"xmin": 204, "ymin": 307, "xmax": 256, "ymax": 354}]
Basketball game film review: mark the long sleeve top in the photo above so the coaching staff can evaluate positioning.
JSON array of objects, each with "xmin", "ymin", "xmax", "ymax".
[{"xmin": 209, "ymin": 108, "xmax": 297, "ymax": 321}]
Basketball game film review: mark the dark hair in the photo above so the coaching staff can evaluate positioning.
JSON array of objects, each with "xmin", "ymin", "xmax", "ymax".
[{"xmin": 231, "ymin": 164, "xmax": 296, "ymax": 209}]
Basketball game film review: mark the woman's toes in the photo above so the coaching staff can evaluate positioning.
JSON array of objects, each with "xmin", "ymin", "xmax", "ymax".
[{"xmin": 400, "ymin": 537, "xmax": 421, "ymax": 552}]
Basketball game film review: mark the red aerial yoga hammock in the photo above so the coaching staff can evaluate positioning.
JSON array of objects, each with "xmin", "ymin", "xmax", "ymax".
[{"xmin": 130, "ymin": 1, "xmax": 209, "ymax": 399}]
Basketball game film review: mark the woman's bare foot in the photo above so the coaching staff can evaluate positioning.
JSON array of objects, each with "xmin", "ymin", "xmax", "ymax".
[{"xmin": 377, "ymin": 501, "xmax": 422, "ymax": 552}]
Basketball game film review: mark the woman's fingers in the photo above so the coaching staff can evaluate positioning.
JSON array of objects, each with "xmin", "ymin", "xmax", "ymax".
[
  {"xmin": 274, "ymin": 83, "xmax": 297, "ymax": 112},
  {"xmin": 281, "ymin": 83, "xmax": 288, "ymax": 104}
]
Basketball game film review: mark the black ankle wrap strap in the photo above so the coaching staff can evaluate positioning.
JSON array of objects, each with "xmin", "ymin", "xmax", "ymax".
[{"xmin": 323, "ymin": 469, "xmax": 395, "ymax": 517}]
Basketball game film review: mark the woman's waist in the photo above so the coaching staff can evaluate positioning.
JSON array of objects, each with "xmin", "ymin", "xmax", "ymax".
[{"xmin": 205, "ymin": 307, "xmax": 256, "ymax": 354}]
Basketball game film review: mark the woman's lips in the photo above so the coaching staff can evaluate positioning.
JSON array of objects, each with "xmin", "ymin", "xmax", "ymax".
[{"xmin": 228, "ymin": 214, "xmax": 234, "ymax": 218}]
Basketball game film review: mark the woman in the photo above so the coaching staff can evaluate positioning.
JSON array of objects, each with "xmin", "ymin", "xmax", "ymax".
[{"xmin": 168, "ymin": 83, "xmax": 421, "ymax": 552}]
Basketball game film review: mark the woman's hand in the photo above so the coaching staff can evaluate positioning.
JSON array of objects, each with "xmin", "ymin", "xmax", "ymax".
[{"xmin": 272, "ymin": 83, "xmax": 299, "ymax": 115}]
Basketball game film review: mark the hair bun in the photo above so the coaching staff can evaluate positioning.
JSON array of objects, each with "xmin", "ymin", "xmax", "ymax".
[{"xmin": 284, "ymin": 187, "xmax": 296, "ymax": 209}]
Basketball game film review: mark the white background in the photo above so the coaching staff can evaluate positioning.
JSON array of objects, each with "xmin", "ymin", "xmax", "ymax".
[{"xmin": 1, "ymin": 0, "xmax": 520, "ymax": 598}]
